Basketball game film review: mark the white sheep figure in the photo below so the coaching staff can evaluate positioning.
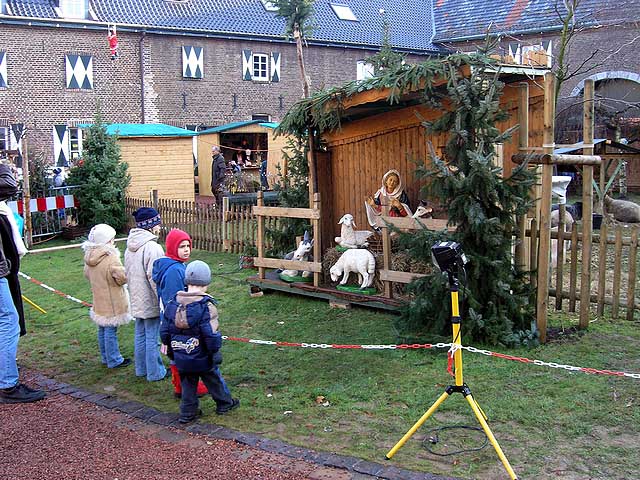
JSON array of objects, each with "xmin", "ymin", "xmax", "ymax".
[
  {"xmin": 604, "ymin": 195, "xmax": 640, "ymax": 223},
  {"xmin": 334, "ymin": 213, "xmax": 372, "ymax": 249},
  {"xmin": 330, "ymin": 249, "xmax": 376, "ymax": 289}
]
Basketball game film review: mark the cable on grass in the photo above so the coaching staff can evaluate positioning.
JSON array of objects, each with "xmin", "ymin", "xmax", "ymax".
[{"xmin": 422, "ymin": 425, "xmax": 488, "ymax": 456}]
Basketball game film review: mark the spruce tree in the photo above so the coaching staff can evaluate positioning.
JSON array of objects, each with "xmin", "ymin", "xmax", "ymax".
[
  {"xmin": 397, "ymin": 49, "xmax": 537, "ymax": 346},
  {"xmin": 67, "ymin": 112, "xmax": 130, "ymax": 231}
]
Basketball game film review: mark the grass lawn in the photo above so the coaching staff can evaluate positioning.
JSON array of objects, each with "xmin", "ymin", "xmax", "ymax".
[{"xmin": 17, "ymin": 244, "xmax": 640, "ymax": 480}]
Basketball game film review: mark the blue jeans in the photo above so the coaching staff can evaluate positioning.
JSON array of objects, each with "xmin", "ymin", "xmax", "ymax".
[
  {"xmin": 97, "ymin": 326, "xmax": 124, "ymax": 368},
  {"xmin": 179, "ymin": 364, "xmax": 234, "ymax": 417},
  {"xmin": 134, "ymin": 317, "xmax": 166, "ymax": 381},
  {"xmin": 0, "ymin": 278, "xmax": 20, "ymax": 389}
]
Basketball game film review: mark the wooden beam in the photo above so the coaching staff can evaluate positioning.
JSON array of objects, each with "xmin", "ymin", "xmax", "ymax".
[
  {"xmin": 374, "ymin": 216, "xmax": 453, "ymax": 231},
  {"xmin": 253, "ymin": 257, "xmax": 323, "ymax": 273},
  {"xmin": 379, "ymin": 269, "xmax": 428, "ymax": 284},
  {"xmin": 511, "ymin": 153, "xmax": 601, "ymax": 166},
  {"xmin": 252, "ymin": 206, "xmax": 321, "ymax": 219}
]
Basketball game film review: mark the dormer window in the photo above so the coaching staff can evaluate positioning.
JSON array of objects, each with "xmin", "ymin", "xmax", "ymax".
[
  {"xmin": 59, "ymin": 0, "xmax": 88, "ymax": 19},
  {"xmin": 330, "ymin": 3, "xmax": 358, "ymax": 21}
]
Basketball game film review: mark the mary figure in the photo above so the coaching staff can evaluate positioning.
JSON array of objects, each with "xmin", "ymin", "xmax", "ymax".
[{"xmin": 365, "ymin": 169, "xmax": 412, "ymax": 227}]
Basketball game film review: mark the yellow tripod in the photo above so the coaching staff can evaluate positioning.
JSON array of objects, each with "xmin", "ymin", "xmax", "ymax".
[{"xmin": 385, "ymin": 275, "xmax": 518, "ymax": 479}]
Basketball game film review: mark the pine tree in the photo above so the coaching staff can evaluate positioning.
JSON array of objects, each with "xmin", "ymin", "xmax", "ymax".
[
  {"xmin": 397, "ymin": 47, "xmax": 537, "ymax": 346},
  {"xmin": 367, "ymin": 12, "xmax": 405, "ymax": 75},
  {"xmin": 266, "ymin": 137, "xmax": 310, "ymax": 256},
  {"xmin": 67, "ymin": 112, "xmax": 130, "ymax": 230}
]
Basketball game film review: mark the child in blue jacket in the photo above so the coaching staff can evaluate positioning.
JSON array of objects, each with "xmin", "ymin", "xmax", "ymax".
[{"xmin": 160, "ymin": 260, "xmax": 239, "ymax": 423}]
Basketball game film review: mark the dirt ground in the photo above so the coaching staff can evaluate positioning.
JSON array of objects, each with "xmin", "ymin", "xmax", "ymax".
[{"xmin": 0, "ymin": 371, "xmax": 353, "ymax": 480}]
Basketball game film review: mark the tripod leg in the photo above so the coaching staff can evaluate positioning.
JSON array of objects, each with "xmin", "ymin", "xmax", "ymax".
[
  {"xmin": 465, "ymin": 394, "xmax": 518, "ymax": 480},
  {"xmin": 385, "ymin": 390, "xmax": 450, "ymax": 460}
]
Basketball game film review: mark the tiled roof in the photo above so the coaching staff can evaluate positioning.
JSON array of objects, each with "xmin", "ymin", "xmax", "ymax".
[
  {"xmin": 433, "ymin": 0, "xmax": 640, "ymax": 42},
  {"xmin": 7, "ymin": 0, "xmax": 57, "ymax": 18},
  {"xmin": 4, "ymin": 0, "xmax": 441, "ymax": 53}
]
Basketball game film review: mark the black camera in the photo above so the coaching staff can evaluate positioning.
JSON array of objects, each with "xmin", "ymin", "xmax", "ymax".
[{"xmin": 431, "ymin": 241, "xmax": 468, "ymax": 273}]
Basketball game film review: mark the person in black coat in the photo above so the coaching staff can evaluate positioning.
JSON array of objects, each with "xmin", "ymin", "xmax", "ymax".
[
  {"xmin": 0, "ymin": 164, "xmax": 46, "ymax": 404},
  {"xmin": 210, "ymin": 146, "xmax": 227, "ymax": 206}
]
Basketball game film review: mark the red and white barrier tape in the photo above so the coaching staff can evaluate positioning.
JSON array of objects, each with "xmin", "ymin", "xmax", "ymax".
[
  {"xmin": 18, "ymin": 272, "xmax": 92, "ymax": 308},
  {"xmin": 19, "ymin": 271, "xmax": 640, "ymax": 380},
  {"xmin": 9, "ymin": 195, "xmax": 77, "ymax": 215}
]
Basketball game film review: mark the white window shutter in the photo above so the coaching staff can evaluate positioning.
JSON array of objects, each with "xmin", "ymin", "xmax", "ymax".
[
  {"xmin": 270, "ymin": 52, "xmax": 280, "ymax": 82},
  {"xmin": 242, "ymin": 49, "xmax": 253, "ymax": 80},
  {"xmin": 0, "ymin": 51, "xmax": 7, "ymax": 88},
  {"xmin": 53, "ymin": 125, "xmax": 70, "ymax": 167}
]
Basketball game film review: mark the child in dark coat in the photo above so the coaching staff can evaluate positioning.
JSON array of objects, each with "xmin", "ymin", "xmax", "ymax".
[{"xmin": 160, "ymin": 260, "xmax": 239, "ymax": 423}]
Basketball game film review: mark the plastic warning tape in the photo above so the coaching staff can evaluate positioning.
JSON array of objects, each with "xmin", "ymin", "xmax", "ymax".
[
  {"xmin": 18, "ymin": 271, "xmax": 92, "ymax": 308},
  {"xmin": 19, "ymin": 271, "xmax": 640, "ymax": 380}
]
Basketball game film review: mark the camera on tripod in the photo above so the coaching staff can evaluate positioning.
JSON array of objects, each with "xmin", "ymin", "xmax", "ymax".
[{"xmin": 431, "ymin": 241, "xmax": 468, "ymax": 274}]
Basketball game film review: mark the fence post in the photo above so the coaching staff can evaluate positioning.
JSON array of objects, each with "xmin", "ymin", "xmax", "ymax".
[
  {"xmin": 579, "ymin": 79, "xmax": 595, "ymax": 329},
  {"xmin": 313, "ymin": 192, "xmax": 321, "ymax": 288},
  {"xmin": 22, "ymin": 135, "xmax": 32, "ymax": 248},
  {"xmin": 256, "ymin": 191, "xmax": 265, "ymax": 280},
  {"xmin": 627, "ymin": 228, "xmax": 638, "ymax": 321},
  {"xmin": 515, "ymin": 82, "xmax": 529, "ymax": 271},
  {"xmin": 152, "ymin": 189, "xmax": 158, "ymax": 210}
]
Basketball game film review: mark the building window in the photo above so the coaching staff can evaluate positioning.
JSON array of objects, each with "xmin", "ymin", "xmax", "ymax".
[
  {"xmin": 252, "ymin": 114, "xmax": 271, "ymax": 122},
  {"xmin": 252, "ymin": 53, "xmax": 269, "ymax": 81},
  {"xmin": 357, "ymin": 60, "xmax": 374, "ymax": 80},
  {"xmin": 0, "ymin": 127, "xmax": 9, "ymax": 152},
  {"xmin": 60, "ymin": 0, "xmax": 88, "ymax": 19},
  {"xmin": 68, "ymin": 127, "xmax": 83, "ymax": 160},
  {"xmin": 260, "ymin": 0, "xmax": 278, "ymax": 11},
  {"xmin": 65, "ymin": 54, "xmax": 93, "ymax": 89},
  {"xmin": 330, "ymin": 3, "xmax": 358, "ymax": 21},
  {"xmin": 0, "ymin": 51, "xmax": 7, "ymax": 88}
]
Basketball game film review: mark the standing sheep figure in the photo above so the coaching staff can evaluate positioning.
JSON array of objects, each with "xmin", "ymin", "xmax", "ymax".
[{"xmin": 329, "ymin": 249, "xmax": 376, "ymax": 289}]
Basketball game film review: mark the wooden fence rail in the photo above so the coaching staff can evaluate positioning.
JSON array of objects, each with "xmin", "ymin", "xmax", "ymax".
[
  {"xmin": 125, "ymin": 197, "xmax": 261, "ymax": 254},
  {"xmin": 522, "ymin": 221, "xmax": 640, "ymax": 322}
]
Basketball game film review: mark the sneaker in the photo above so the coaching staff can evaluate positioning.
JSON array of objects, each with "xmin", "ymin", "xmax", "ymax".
[
  {"xmin": 0, "ymin": 383, "xmax": 46, "ymax": 404},
  {"xmin": 178, "ymin": 409, "xmax": 203, "ymax": 424},
  {"xmin": 216, "ymin": 398, "xmax": 240, "ymax": 415},
  {"xmin": 113, "ymin": 358, "xmax": 132, "ymax": 369}
]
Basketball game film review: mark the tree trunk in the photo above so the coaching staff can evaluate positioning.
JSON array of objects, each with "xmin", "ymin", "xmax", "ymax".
[{"xmin": 294, "ymin": 24, "xmax": 310, "ymax": 98}]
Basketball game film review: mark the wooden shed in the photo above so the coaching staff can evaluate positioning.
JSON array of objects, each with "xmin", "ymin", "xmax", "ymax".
[
  {"xmin": 101, "ymin": 123, "xmax": 196, "ymax": 201},
  {"xmin": 196, "ymin": 120, "xmax": 289, "ymax": 196},
  {"xmin": 309, "ymin": 65, "xmax": 547, "ymax": 249}
]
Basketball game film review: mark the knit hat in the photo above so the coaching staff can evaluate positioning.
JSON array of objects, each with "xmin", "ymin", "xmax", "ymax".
[
  {"xmin": 133, "ymin": 207, "xmax": 161, "ymax": 230},
  {"xmin": 165, "ymin": 229, "xmax": 191, "ymax": 261},
  {"xmin": 88, "ymin": 224, "xmax": 116, "ymax": 245},
  {"xmin": 184, "ymin": 260, "xmax": 211, "ymax": 286}
]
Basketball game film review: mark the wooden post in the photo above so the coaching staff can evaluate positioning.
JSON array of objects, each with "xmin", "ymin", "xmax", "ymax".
[
  {"xmin": 569, "ymin": 223, "xmax": 579, "ymax": 312},
  {"xmin": 382, "ymin": 225, "xmax": 392, "ymax": 298},
  {"xmin": 554, "ymin": 204, "xmax": 566, "ymax": 310},
  {"xmin": 307, "ymin": 133, "xmax": 317, "ymax": 208},
  {"xmin": 312, "ymin": 192, "xmax": 321, "ymax": 288},
  {"xmin": 21, "ymin": 135, "xmax": 32, "ymax": 248},
  {"xmin": 536, "ymin": 72, "xmax": 555, "ymax": 343},
  {"xmin": 256, "ymin": 191, "xmax": 265, "ymax": 280},
  {"xmin": 222, "ymin": 196, "xmax": 229, "ymax": 251},
  {"xmin": 152, "ymin": 189, "xmax": 159, "ymax": 209},
  {"xmin": 627, "ymin": 228, "xmax": 638, "ymax": 321},
  {"xmin": 596, "ymin": 221, "xmax": 608, "ymax": 316},
  {"xmin": 515, "ymin": 82, "xmax": 529, "ymax": 271},
  {"xmin": 579, "ymin": 79, "xmax": 595, "ymax": 329}
]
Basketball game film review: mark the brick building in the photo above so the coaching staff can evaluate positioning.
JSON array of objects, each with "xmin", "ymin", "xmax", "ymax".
[
  {"xmin": 1, "ymin": 0, "xmax": 638, "ymax": 166},
  {"xmin": 0, "ymin": 0, "xmax": 441, "ymax": 165}
]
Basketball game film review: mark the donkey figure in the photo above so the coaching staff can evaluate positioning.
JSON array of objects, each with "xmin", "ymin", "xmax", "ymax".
[{"xmin": 282, "ymin": 231, "xmax": 314, "ymax": 278}]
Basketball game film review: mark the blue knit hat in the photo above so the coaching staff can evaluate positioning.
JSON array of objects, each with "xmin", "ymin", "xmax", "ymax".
[{"xmin": 133, "ymin": 207, "xmax": 161, "ymax": 230}]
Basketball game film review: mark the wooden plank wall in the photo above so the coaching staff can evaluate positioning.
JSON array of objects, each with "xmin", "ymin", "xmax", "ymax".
[
  {"xmin": 322, "ymin": 79, "xmax": 545, "ymax": 240},
  {"xmin": 121, "ymin": 137, "xmax": 195, "ymax": 201},
  {"xmin": 197, "ymin": 132, "xmax": 220, "ymax": 196}
]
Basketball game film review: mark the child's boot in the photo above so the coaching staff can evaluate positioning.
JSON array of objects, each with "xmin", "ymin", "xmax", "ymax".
[
  {"xmin": 196, "ymin": 380, "xmax": 208, "ymax": 397},
  {"xmin": 170, "ymin": 364, "xmax": 182, "ymax": 398}
]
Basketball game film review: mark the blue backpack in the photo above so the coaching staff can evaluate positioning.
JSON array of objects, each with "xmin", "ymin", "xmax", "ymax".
[{"xmin": 164, "ymin": 296, "xmax": 222, "ymax": 372}]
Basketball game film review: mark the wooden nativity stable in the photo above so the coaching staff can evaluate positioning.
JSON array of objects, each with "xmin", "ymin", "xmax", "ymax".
[
  {"xmin": 100, "ymin": 123, "xmax": 196, "ymax": 201},
  {"xmin": 196, "ymin": 120, "xmax": 289, "ymax": 196},
  {"xmin": 249, "ymin": 60, "xmax": 550, "ymax": 309},
  {"xmin": 312, "ymin": 65, "xmax": 548, "ymax": 251}
]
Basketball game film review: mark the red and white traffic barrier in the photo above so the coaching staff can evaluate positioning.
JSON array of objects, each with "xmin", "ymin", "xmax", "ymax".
[
  {"xmin": 18, "ymin": 271, "xmax": 640, "ymax": 380},
  {"xmin": 8, "ymin": 195, "xmax": 77, "ymax": 215}
]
